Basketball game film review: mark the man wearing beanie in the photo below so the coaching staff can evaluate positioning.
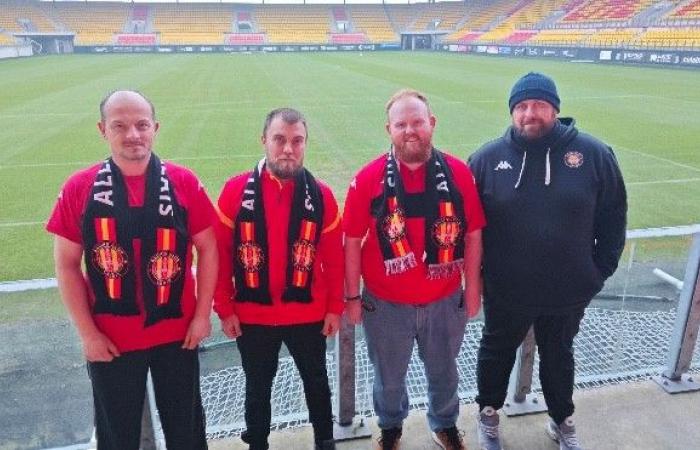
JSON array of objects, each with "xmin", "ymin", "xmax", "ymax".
[{"xmin": 467, "ymin": 72, "xmax": 627, "ymax": 450}]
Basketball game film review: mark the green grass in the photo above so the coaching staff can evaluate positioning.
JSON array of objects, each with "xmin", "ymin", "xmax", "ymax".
[
  {"xmin": 1, "ymin": 52, "xmax": 699, "ymax": 281},
  {"xmin": 0, "ymin": 289, "xmax": 66, "ymax": 323}
]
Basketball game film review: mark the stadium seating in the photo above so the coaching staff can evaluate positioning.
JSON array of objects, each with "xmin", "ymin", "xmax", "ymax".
[
  {"xmin": 410, "ymin": 2, "xmax": 469, "ymax": 31},
  {"xmin": 48, "ymin": 2, "xmax": 129, "ymax": 45},
  {"xmin": 444, "ymin": 0, "xmax": 513, "ymax": 42},
  {"xmin": 586, "ymin": 27, "xmax": 642, "ymax": 46},
  {"xmin": 562, "ymin": 0, "xmax": 655, "ymax": 23},
  {"xmin": 636, "ymin": 26, "xmax": 700, "ymax": 47},
  {"xmin": 348, "ymin": 5, "xmax": 399, "ymax": 43},
  {"xmin": 385, "ymin": 4, "xmax": 420, "ymax": 32},
  {"xmin": 0, "ymin": 1, "xmax": 55, "ymax": 33},
  {"xmin": 669, "ymin": 0, "xmax": 700, "ymax": 19},
  {"xmin": 526, "ymin": 28, "xmax": 595, "ymax": 45},
  {"xmin": 254, "ymin": 5, "xmax": 331, "ymax": 44},
  {"xmin": 503, "ymin": 30, "xmax": 540, "ymax": 43},
  {"xmin": 0, "ymin": 33, "xmax": 15, "ymax": 45},
  {"xmin": 1, "ymin": 0, "xmax": 698, "ymax": 51},
  {"xmin": 153, "ymin": 4, "xmax": 232, "ymax": 45}
]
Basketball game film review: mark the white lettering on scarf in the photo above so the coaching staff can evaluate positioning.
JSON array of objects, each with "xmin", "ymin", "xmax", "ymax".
[
  {"xmin": 304, "ymin": 184, "xmax": 314, "ymax": 212},
  {"xmin": 93, "ymin": 162, "xmax": 113, "ymax": 206},
  {"xmin": 159, "ymin": 165, "xmax": 173, "ymax": 216}
]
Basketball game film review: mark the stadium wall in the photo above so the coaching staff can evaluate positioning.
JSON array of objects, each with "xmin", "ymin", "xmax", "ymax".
[
  {"xmin": 441, "ymin": 44, "xmax": 700, "ymax": 68},
  {"xmin": 0, "ymin": 45, "xmax": 32, "ymax": 60},
  {"xmin": 73, "ymin": 43, "xmax": 400, "ymax": 54},
  {"xmin": 68, "ymin": 42, "xmax": 700, "ymax": 68}
]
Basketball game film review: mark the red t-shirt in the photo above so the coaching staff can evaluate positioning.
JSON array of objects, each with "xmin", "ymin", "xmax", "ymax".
[
  {"xmin": 214, "ymin": 170, "xmax": 344, "ymax": 325},
  {"xmin": 343, "ymin": 152, "xmax": 486, "ymax": 304},
  {"xmin": 46, "ymin": 161, "xmax": 217, "ymax": 352}
]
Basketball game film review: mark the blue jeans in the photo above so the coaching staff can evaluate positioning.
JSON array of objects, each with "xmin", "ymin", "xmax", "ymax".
[{"xmin": 362, "ymin": 288, "xmax": 467, "ymax": 432}]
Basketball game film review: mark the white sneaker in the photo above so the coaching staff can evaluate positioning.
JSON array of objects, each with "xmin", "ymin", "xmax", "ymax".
[
  {"xmin": 546, "ymin": 416, "xmax": 583, "ymax": 450},
  {"xmin": 477, "ymin": 407, "xmax": 502, "ymax": 450}
]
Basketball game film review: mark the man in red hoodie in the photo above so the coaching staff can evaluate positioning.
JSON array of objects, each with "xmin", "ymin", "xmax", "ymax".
[{"xmin": 214, "ymin": 108, "xmax": 343, "ymax": 450}]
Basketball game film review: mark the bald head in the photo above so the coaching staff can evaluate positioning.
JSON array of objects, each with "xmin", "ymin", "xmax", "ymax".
[{"xmin": 100, "ymin": 90, "xmax": 155, "ymax": 122}]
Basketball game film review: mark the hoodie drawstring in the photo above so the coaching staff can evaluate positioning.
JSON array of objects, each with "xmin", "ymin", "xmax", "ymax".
[
  {"xmin": 514, "ymin": 150, "xmax": 527, "ymax": 189},
  {"xmin": 514, "ymin": 148, "xmax": 551, "ymax": 188}
]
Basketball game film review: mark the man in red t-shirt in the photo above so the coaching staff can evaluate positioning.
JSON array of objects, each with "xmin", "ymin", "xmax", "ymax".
[
  {"xmin": 47, "ymin": 90, "xmax": 217, "ymax": 450},
  {"xmin": 214, "ymin": 108, "xmax": 343, "ymax": 450},
  {"xmin": 344, "ymin": 89, "xmax": 485, "ymax": 450}
]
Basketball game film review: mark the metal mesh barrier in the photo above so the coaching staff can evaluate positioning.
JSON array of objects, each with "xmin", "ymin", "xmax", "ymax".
[
  {"xmin": 199, "ymin": 228, "xmax": 700, "ymax": 441},
  {"xmin": 201, "ymin": 309, "xmax": 700, "ymax": 441}
]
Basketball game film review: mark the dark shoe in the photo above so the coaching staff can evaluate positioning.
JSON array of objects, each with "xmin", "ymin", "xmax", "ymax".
[
  {"xmin": 431, "ymin": 426, "xmax": 465, "ymax": 450},
  {"xmin": 241, "ymin": 429, "xmax": 269, "ymax": 450},
  {"xmin": 375, "ymin": 427, "xmax": 402, "ymax": 450},
  {"xmin": 315, "ymin": 438, "xmax": 336, "ymax": 450}
]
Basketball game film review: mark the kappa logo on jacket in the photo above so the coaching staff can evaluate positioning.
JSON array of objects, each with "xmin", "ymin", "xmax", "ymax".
[{"xmin": 494, "ymin": 160, "xmax": 513, "ymax": 171}]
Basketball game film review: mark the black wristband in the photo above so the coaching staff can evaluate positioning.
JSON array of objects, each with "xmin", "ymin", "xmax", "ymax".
[{"xmin": 344, "ymin": 295, "xmax": 362, "ymax": 302}]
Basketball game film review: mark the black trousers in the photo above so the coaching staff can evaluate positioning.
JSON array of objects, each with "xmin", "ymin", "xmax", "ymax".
[
  {"xmin": 87, "ymin": 341, "xmax": 207, "ymax": 450},
  {"xmin": 475, "ymin": 303, "xmax": 586, "ymax": 425},
  {"xmin": 237, "ymin": 321, "xmax": 333, "ymax": 448}
]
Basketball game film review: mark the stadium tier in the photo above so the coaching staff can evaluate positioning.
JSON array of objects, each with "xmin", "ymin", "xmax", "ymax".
[
  {"xmin": 254, "ymin": 5, "xmax": 331, "ymax": 44},
  {"xmin": 670, "ymin": 0, "xmax": 700, "ymax": 19},
  {"xmin": 526, "ymin": 28, "xmax": 596, "ymax": 45},
  {"xmin": 0, "ymin": 1, "xmax": 698, "ymax": 50},
  {"xmin": 410, "ymin": 2, "xmax": 469, "ymax": 31},
  {"xmin": 445, "ymin": 0, "xmax": 513, "ymax": 42},
  {"xmin": 348, "ymin": 5, "xmax": 399, "ymax": 44},
  {"xmin": 562, "ymin": 0, "xmax": 656, "ymax": 23},
  {"xmin": 48, "ymin": 2, "xmax": 129, "ymax": 45},
  {"xmin": 153, "ymin": 4, "xmax": 233, "ymax": 45},
  {"xmin": 636, "ymin": 26, "xmax": 700, "ymax": 47},
  {"xmin": 0, "ymin": 0, "xmax": 55, "ymax": 33}
]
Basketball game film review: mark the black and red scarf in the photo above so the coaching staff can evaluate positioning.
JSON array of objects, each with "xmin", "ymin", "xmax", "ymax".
[
  {"xmin": 233, "ymin": 158, "xmax": 324, "ymax": 304},
  {"xmin": 82, "ymin": 154, "xmax": 188, "ymax": 326},
  {"xmin": 374, "ymin": 148, "xmax": 466, "ymax": 279}
]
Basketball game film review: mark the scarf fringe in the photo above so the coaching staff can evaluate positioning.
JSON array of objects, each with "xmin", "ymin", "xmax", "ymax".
[
  {"xmin": 427, "ymin": 259, "xmax": 464, "ymax": 280},
  {"xmin": 384, "ymin": 252, "xmax": 417, "ymax": 275}
]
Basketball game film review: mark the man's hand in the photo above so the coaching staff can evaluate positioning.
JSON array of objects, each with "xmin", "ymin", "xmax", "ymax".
[
  {"xmin": 221, "ymin": 314, "xmax": 242, "ymax": 340},
  {"xmin": 344, "ymin": 299, "xmax": 362, "ymax": 325},
  {"xmin": 321, "ymin": 313, "xmax": 341, "ymax": 337},
  {"xmin": 83, "ymin": 331, "xmax": 120, "ymax": 362},
  {"xmin": 182, "ymin": 315, "xmax": 212, "ymax": 350},
  {"xmin": 466, "ymin": 296, "xmax": 482, "ymax": 319}
]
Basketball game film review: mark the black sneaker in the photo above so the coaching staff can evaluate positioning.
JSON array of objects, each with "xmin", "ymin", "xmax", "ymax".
[
  {"xmin": 314, "ymin": 438, "xmax": 336, "ymax": 450},
  {"xmin": 375, "ymin": 427, "xmax": 402, "ymax": 450}
]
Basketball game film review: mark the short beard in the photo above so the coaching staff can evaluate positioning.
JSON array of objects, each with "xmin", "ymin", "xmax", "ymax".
[
  {"xmin": 267, "ymin": 160, "xmax": 302, "ymax": 179},
  {"xmin": 515, "ymin": 121, "xmax": 555, "ymax": 141},
  {"xmin": 393, "ymin": 142, "xmax": 432, "ymax": 165}
]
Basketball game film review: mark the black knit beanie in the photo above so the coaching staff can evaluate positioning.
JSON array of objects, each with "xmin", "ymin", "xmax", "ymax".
[{"xmin": 508, "ymin": 72, "xmax": 560, "ymax": 113}]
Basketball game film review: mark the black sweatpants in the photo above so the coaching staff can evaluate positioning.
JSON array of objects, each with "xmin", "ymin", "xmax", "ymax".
[
  {"xmin": 236, "ymin": 321, "xmax": 333, "ymax": 449},
  {"xmin": 87, "ymin": 341, "xmax": 207, "ymax": 450},
  {"xmin": 475, "ymin": 303, "xmax": 586, "ymax": 425}
]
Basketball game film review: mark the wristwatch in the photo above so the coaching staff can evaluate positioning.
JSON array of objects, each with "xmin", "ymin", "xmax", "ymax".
[{"xmin": 344, "ymin": 295, "xmax": 362, "ymax": 302}]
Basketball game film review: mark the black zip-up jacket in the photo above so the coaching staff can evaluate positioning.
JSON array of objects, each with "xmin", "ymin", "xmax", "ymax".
[{"xmin": 468, "ymin": 118, "xmax": 627, "ymax": 314}]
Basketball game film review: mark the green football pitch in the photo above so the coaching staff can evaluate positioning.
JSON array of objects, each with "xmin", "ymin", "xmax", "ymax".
[{"xmin": 1, "ymin": 52, "xmax": 699, "ymax": 281}]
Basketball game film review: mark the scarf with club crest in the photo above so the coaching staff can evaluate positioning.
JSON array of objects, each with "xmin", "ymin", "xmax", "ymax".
[
  {"xmin": 82, "ymin": 155, "xmax": 188, "ymax": 326},
  {"xmin": 233, "ymin": 158, "xmax": 324, "ymax": 304},
  {"xmin": 373, "ymin": 148, "xmax": 466, "ymax": 279}
]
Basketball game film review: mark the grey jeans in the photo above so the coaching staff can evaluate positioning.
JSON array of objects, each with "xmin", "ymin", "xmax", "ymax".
[{"xmin": 362, "ymin": 287, "xmax": 467, "ymax": 431}]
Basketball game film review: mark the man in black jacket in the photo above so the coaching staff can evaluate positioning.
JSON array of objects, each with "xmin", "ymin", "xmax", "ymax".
[{"xmin": 468, "ymin": 72, "xmax": 627, "ymax": 450}]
